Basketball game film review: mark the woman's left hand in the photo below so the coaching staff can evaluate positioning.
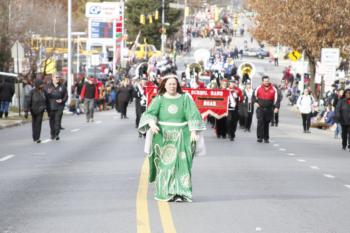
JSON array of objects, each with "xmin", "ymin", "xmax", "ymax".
[{"xmin": 190, "ymin": 131, "xmax": 199, "ymax": 142}]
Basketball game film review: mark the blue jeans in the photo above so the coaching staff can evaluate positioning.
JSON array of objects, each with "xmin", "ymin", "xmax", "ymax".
[
  {"xmin": 335, "ymin": 123, "xmax": 342, "ymax": 138},
  {"xmin": 0, "ymin": 101, "xmax": 10, "ymax": 113}
]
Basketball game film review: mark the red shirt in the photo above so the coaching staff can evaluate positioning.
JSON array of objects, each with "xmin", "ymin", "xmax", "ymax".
[
  {"xmin": 255, "ymin": 84, "xmax": 277, "ymax": 108},
  {"xmin": 231, "ymin": 87, "xmax": 244, "ymax": 103},
  {"xmin": 197, "ymin": 81, "xmax": 206, "ymax": 89},
  {"xmin": 255, "ymin": 84, "xmax": 276, "ymax": 101}
]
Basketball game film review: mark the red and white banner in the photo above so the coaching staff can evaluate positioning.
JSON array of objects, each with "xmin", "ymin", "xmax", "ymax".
[{"xmin": 145, "ymin": 87, "xmax": 229, "ymax": 119}]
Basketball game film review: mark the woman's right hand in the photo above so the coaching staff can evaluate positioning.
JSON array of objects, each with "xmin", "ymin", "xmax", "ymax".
[{"xmin": 149, "ymin": 121, "xmax": 160, "ymax": 134}]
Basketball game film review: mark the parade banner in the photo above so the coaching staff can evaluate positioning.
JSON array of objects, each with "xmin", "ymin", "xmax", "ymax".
[{"xmin": 145, "ymin": 87, "xmax": 229, "ymax": 119}]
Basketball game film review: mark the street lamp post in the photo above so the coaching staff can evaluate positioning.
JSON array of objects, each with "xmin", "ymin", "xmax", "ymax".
[
  {"xmin": 67, "ymin": 0, "xmax": 73, "ymax": 104},
  {"xmin": 71, "ymin": 32, "xmax": 87, "ymax": 77}
]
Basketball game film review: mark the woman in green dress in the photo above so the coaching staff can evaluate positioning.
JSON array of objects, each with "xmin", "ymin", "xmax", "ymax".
[{"xmin": 139, "ymin": 75, "xmax": 206, "ymax": 202}]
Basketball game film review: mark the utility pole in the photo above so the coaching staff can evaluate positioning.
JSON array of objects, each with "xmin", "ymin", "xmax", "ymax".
[
  {"xmin": 161, "ymin": 0, "xmax": 165, "ymax": 53},
  {"xmin": 16, "ymin": 42, "xmax": 21, "ymax": 116}
]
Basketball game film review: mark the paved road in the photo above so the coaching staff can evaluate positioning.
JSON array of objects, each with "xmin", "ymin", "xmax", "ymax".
[
  {"xmin": 1, "ymin": 96, "xmax": 350, "ymax": 233},
  {"xmin": 1, "ymin": 38, "xmax": 350, "ymax": 233}
]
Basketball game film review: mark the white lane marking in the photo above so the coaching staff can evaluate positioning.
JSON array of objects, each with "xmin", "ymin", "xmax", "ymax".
[
  {"xmin": 279, "ymin": 148, "xmax": 286, "ymax": 151},
  {"xmin": 0, "ymin": 155, "xmax": 15, "ymax": 162},
  {"xmin": 273, "ymin": 144, "xmax": 279, "ymax": 147},
  {"xmin": 310, "ymin": 166, "xmax": 320, "ymax": 170},
  {"xmin": 113, "ymin": 116, "xmax": 118, "ymax": 120},
  {"xmin": 71, "ymin": 129, "xmax": 81, "ymax": 133},
  {"xmin": 95, "ymin": 121, "xmax": 102, "ymax": 124},
  {"xmin": 256, "ymin": 227, "xmax": 262, "ymax": 232},
  {"xmin": 287, "ymin": 153, "xmax": 295, "ymax": 156},
  {"xmin": 297, "ymin": 159, "xmax": 306, "ymax": 163},
  {"xmin": 344, "ymin": 185, "xmax": 350, "ymax": 189},
  {"xmin": 270, "ymin": 140, "xmax": 275, "ymax": 143},
  {"xmin": 42, "ymin": 139, "xmax": 51, "ymax": 144},
  {"xmin": 323, "ymin": 174, "xmax": 335, "ymax": 179}
]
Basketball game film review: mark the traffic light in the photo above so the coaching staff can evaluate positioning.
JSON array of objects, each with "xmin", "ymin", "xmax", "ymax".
[
  {"xmin": 140, "ymin": 14, "xmax": 145, "ymax": 25},
  {"xmin": 234, "ymin": 15, "xmax": 238, "ymax": 25},
  {"xmin": 148, "ymin": 14, "xmax": 153, "ymax": 24},
  {"xmin": 154, "ymin": 10, "xmax": 159, "ymax": 20}
]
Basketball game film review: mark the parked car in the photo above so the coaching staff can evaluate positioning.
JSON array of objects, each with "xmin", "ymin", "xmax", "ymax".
[{"xmin": 243, "ymin": 48, "xmax": 270, "ymax": 59}]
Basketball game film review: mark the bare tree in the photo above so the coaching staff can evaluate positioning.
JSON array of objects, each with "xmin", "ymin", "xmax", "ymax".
[{"xmin": 246, "ymin": 0, "xmax": 350, "ymax": 91}]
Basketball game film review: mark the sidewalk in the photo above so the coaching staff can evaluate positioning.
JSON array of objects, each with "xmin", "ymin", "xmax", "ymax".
[
  {"xmin": 283, "ymin": 97, "xmax": 338, "ymax": 139},
  {"xmin": 0, "ymin": 110, "xmax": 73, "ymax": 130},
  {"xmin": 0, "ymin": 111, "xmax": 29, "ymax": 129}
]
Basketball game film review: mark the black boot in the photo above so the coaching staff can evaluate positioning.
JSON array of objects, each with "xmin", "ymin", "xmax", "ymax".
[
  {"xmin": 4, "ymin": 112, "xmax": 8, "ymax": 118},
  {"xmin": 0, "ymin": 111, "xmax": 3, "ymax": 118}
]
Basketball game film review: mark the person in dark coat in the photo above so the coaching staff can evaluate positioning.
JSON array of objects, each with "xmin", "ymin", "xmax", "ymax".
[
  {"xmin": 255, "ymin": 76, "xmax": 278, "ymax": 143},
  {"xmin": 58, "ymin": 77, "xmax": 68, "ymax": 130},
  {"xmin": 117, "ymin": 79, "xmax": 133, "ymax": 119},
  {"xmin": 45, "ymin": 73, "xmax": 67, "ymax": 140},
  {"xmin": 29, "ymin": 79, "xmax": 47, "ymax": 143},
  {"xmin": 74, "ymin": 77, "xmax": 85, "ymax": 114},
  {"xmin": 271, "ymin": 84, "xmax": 283, "ymax": 127},
  {"xmin": 215, "ymin": 79, "xmax": 228, "ymax": 139},
  {"xmin": 335, "ymin": 88, "xmax": 350, "ymax": 150},
  {"xmin": 0, "ymin": 78, "xmax": 15, "ymax": 118},
  {"xmin": 133, "ymin": 77, "xmax": 147, "ymax": 134},
  {"xmin": 227, "ymin": 79, "xmax": 243, "ymax": 141}
]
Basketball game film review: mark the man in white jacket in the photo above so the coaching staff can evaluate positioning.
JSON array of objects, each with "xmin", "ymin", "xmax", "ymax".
[{"xmin": 297, "ymin": 89, "xmax": 315, "ymax": 133}]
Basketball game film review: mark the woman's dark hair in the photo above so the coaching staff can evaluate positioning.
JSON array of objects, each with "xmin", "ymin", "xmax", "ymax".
[
  {"xmin": 342, "ymin": 88, "xmax": 350, "ymax": 98},
  {"xmin": 157, "ymin": 76, "xmax": 184, "ymax": 95}
]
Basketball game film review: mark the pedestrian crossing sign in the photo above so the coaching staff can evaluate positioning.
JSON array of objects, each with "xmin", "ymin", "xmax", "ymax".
[{"xmin": 288, "ymin": 50, "xmax": 302, "ymax": 62}]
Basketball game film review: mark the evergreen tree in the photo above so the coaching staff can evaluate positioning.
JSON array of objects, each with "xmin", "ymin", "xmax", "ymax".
[{"xmin": 125, "ymin": 0, "xmax": 183, "ymax": 49}]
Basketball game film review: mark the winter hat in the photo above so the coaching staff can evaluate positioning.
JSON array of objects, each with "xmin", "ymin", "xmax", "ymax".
[{"xmin": 34, "ymin": 79, "xmax": 44, "ymax": 88}]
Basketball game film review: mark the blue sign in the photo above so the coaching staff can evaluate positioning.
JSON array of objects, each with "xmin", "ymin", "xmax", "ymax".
[{"xmin": 91, "ymin": 21, "xmax": 113, "ymax": 39}]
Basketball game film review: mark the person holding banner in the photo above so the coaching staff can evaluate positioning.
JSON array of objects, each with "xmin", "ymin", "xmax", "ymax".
[
  {"xmin": 242, "ymin": 80, "xmax": 255, "ymax": 132},
  {"xmin": 227, "ymin": 80, "xmax": 243, "ymax": 141},
  {"xmin": 138, "ymin": 75, "xmax": 206, "ymax": 202},
  {"xmin": 255, "ymin": 76, "xmax": 278, "ymax": 143},
  {"xmin": 216, "ymin": 79, "xmax": 229, "ymax": 139}
]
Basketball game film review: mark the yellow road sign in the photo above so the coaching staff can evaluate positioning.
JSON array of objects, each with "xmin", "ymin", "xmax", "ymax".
[{"xmin": 288, "ymin": 50, "xmax": 302, "ymax": 62}]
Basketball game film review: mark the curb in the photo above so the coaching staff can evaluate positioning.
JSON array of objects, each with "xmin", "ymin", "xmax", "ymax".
[
  {"xmin": 0, "ymin": 112, "xmax": 71, "ymax": 130},
  {"xmin": 0, "ymin": 120, "xmax": 25, "ymax": 129}
]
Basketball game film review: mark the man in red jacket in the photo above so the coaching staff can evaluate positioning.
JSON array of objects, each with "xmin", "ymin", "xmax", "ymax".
[
  {"xmin": 80, "ymin": 77, "xmax": 99, "ymax": 122},
  {"xmin": 254, "ymin": 76, "xmax": 278, "ymax": 143},
  {"xmin": 227, "ymin": 79, "xmax": 244, "ymax": 141}
]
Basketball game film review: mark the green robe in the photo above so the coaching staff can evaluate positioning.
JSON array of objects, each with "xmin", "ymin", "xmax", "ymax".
[{"xmin": 139, "ymin": 93, "xmax": 206, "ymax": 201}]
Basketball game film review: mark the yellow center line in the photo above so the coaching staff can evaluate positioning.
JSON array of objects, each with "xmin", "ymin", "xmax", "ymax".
[
  {"xmin": 136, "ymin": 159, "xmax": 151, "ymax": 233},
  {"xmin": 158, "ymin": 201, "xmax": 177, "ymax": 233},
  {"xmin": 136, "ymin": 158, "xmax": 177, "ymax": 233}
]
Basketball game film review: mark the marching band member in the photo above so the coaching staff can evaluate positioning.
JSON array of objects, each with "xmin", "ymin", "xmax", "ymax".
[
  {"xmin": 242, "ymin": 80, "xmax": 255, "ymax": 132},
  {"xmin": 215, "ymin": 79, "xmax": 229, "ymax": 139},
  {"xmin": 227, "ymin": 79, "xmax": 243, "ymax": 141}
]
